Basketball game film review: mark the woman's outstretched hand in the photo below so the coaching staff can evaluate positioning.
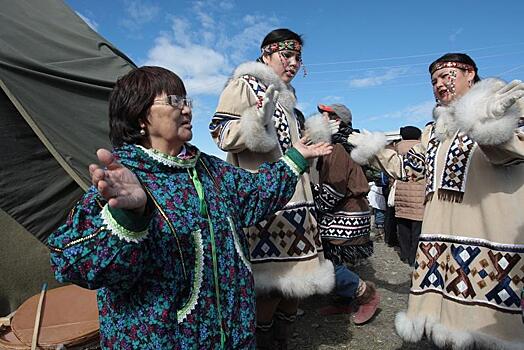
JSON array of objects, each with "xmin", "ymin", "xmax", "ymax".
[
  {"xmin": 89, "ymin": 149, "xmax": 147, "ymax": 214},
  {"xmin": 488, "ymin": 80, "xmax": 524, "ymax": 119},
  {"xmin": 293, "ymin": 137, "xmax": 333, "ymax": 159}
]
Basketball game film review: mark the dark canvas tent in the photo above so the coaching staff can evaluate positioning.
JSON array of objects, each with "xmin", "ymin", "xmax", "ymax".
[{"xmin": 0, "ymin": 0, "xmax": 135, "ymax": 315}]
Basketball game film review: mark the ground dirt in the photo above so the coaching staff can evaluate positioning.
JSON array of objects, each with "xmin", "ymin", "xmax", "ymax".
[{"xmin": 287, "ymin": 237, "xmax": 437, "ymax": 350}]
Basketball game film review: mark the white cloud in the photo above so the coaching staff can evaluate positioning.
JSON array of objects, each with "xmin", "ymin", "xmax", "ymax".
[
  {"xmin": 142, "ymin": 5, "xmax": 279, "ymax": 96},
  {"xmin": 76, "ymin": 12, "xmax": 98, "ymax": 31},
  {"xmin": 366, "ymin": 100, "xmax": 435, "ymax": 123},
  {"xmin": 319, "ymin": 95, "xmax": 343, "ymax": 103},
  {"xmin": 349, "ymin": 67, "xmax": 409, "ymax": 88},
  {"xmin": 144, "ymin": 36, "xmax": 230, "ymax": 95},
  {"xmin": 120, "ymin": 0, "xmax": 160, "ymax": 31},
  {"xmin": 219, "ymin": 0, "xmax": 234, "ymax": 10},
  {"xmin": 449, "ymin": 28, "xmax": 463, "ymax": 42}
]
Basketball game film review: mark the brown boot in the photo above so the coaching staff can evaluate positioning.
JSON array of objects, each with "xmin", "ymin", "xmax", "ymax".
[
  {"xmin": 352, "ymin": 282, "xmax": 380, "ymax": 325},
  {"xmin": 256, "ymin": 321, "xmax": 274, "ymax": 350}
]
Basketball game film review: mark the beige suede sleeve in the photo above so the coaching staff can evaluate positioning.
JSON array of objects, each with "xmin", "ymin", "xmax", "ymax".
[
  {"xmin": 211, "ymin": 78, "xmax": 278, "ymax": 154},
  {"xmin": 478, "ymin": 130, "xmax": 524, "ymax": 166},
  {"xmin": 371, "ymin": 126, "xmax": 430, "ymax": 181}
]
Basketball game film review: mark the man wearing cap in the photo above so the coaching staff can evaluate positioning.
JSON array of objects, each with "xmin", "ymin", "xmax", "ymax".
[
  {"xmin": 310, "ymin": 103, "xmax": 380, "ymax": 324},
  {"xmin": 393, "ymin": 126, "xmax": 425, "ymax": 267}
]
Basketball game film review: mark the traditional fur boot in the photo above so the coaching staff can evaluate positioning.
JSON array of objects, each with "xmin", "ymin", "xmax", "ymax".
[
  {"xmin": 352, "ymin": 281, "xmax": 380, "ymax": 325},
  {"xmin": 255, "ymin": 321, "xmax": 274, "ymax": 350},
  {"xmin": 273, "ymin": 311, "xmax": 296, "ymax": 350}
]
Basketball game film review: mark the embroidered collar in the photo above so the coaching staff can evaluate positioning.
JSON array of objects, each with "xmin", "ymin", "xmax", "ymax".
[
  {"xmin": 136, "ymin": 144, "xmax": 200, "ymax": 169},
  {"xmin": 424, "ymin": 128, "xmax": 477, "ymax": 203}
]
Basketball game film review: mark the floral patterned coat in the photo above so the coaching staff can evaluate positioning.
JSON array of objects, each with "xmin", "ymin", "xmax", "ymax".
[{"xmin": 48, "ymin": 144, "xmax": 307, "ymax": 349}]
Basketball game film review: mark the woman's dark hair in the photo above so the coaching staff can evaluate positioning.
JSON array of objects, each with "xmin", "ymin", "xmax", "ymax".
[
  {"xmin": 109, "ymin": 66, "xmax": 186, "ymax": 147},
  {"xmin": 429, "ymin": 53, "xmax": 480, "ymax": 83},
  {"xmin": 258, "ymin": 28, "xmax": 303, "ymax": 61}
]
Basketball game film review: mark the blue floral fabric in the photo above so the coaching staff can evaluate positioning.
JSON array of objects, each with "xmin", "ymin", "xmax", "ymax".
[{"xmin": 48, "ymin": 144, "xmax": 301, "ymax": 349}]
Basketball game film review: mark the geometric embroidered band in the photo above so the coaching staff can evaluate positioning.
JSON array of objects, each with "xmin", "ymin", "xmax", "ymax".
[
  {"xmin": 261, "ymin": 40, "xmax": 302, "ymax": 55},
  {"xmin": 412, "ymin": 234, "xmax": 524, "ymax": 313}
]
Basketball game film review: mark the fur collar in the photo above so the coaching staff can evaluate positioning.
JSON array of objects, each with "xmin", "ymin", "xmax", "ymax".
[
  {"xmin": 231, "ymin": 61, "xmax": 296, "ymax": 111},
  {"xmin": 432, "ymin": 78, "xmax": 523, "ymax": 143}
]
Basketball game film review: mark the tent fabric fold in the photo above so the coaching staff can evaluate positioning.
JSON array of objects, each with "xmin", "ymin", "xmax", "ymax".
[{"xmin": 0, "ymin": 0, "xmax": 136, "ymax": 315}]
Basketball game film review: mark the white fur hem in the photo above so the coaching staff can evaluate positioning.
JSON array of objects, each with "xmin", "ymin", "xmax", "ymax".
[
  {"xmin": 239, "ymin": 105, "xmax": 279, "ymax": 153},
  {"xmin": 304, "ymin": 113, "xmax": 332, "ymax": 144},
  {"xmin": 453, "ymin": 78, "xmax": 522, "ymax": 145},
  {"xmin": 350, "ymin": 132, "xmax": 388, "ymax": 165},
  {"xmin": 253, "ymin": 259, "xmax": 335, "ymax": 298},
  {"xmin": 395, "ymin": 312, "xmax": 524, "ymax": 350}
]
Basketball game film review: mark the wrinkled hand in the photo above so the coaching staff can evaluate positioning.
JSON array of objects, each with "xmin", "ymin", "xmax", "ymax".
[
  {"xmin": 328, "ymin": 119, "xmax": 340, "ymax": 135},
  {"xmin": 258, "ymin": 84, "xmax": 280, "ymax": 126},
  {"xmin": 89, "ymin": 149, "xmax": 147, "ymax": 213},
  {"xmin": 293, "ymin": 137, "xmax": 333, "ymax": 159},
  {"xmin": 346, "ymin": 130, "xmax": 370, "ymax": 147},
  {"xmin": 487, "ymin": 80, "xmax": 524, "ymax": 119}
]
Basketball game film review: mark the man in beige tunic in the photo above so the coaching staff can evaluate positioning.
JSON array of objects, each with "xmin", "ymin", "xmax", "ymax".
[{"xmin": 347, "ymin": 53, "xmax": 524, "ymax": 349}]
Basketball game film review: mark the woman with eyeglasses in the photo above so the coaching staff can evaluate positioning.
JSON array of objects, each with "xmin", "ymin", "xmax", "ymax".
[
  {"xmin": 47, "ymin": 66, "xmax": 332, "ymax": 349},
  {"xmin": 347, "ymin": 53, "xmax": 524, "ymax": 348},
  {"xmin": 210, "ymin": 29, "xmax": 336, "ymax": 349}
]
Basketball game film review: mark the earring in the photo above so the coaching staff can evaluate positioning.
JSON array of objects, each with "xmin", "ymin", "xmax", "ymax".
[
  {"xmin": 468, "ymin": 80, "xmax": 472, "ymax": 87},
  {"xmin": 140, "ymin": 128, "xmax": 146, "ymax": 136}
]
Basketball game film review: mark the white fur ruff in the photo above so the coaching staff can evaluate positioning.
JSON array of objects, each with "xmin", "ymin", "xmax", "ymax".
[
  {"xmin": 436, "ymin": 78, "xmax": 522, "ymax": 145},
  {"xmin": 350, "ymin": 132, "xmax": 388, "ymax": 165},
  {"xmin": 395, "ymin": 312, "xmax": 523, "ymax": 350},
  {"xmin": 238, "ymin": 105, "xmax": 278, "ymax": 153},
  {"xmin": 253, "ymin": 259, "xmax": 335, "ymax": 298},
  {"xmin": 232, "ymin": 61, "xmax": 296, "ymax": 111},
  {"xmin": 304, "ymin": 113, "xmax": 332, "ymax": 144}
]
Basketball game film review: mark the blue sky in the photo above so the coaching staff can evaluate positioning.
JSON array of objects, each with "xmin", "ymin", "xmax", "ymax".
[{"xmin": 67, "ymin": 0, "xmax": 524, "ymax": 157}]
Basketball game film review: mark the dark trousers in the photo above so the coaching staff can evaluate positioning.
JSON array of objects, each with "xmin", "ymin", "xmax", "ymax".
[
  {"xmin": 397, "ymin": 218, "xmax": 422, "ymax": 266},
  {"xmin": 384, "ymin": 206, "xmax": 398, "ymax": 247}
]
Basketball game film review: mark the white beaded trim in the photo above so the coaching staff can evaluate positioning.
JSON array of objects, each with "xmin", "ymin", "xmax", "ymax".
[
  {"xmin": 136, "ymin": 145, "xmax": 197, "ymax": 169},
  {"xmin": 100, "ymin": 204, "xmax": 148, "ymax": 243},
  {"xmin": 282, "ymin": 155, "xmax": 301, "ymax": 176},
  {"xmin": 228, "ymin": 217, "xmax": 252, "ymax": 272},
  {"xmin": 177, "ymin": 229, "xmax": 204, "ymax": 323}
]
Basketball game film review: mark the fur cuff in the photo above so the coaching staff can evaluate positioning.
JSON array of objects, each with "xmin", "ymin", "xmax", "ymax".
[
  {"xmin": 454, "ymin": 78, "xmax": 522, "ymax": 145},
  {"xmin": 350, "ymin": 132, "xmax": 388, "ymax": 165},
  {"xmin": 239, "ymin": 106, "xmax": 278, "ymax": 153},
  {"xmin": 304, "ymin": 113, "xmax": 332, "ymax": 144}
]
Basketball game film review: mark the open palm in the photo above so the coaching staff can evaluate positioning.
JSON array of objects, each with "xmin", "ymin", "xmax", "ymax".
[
  {"xmin": 89, "ymin": 149, "xmax": 147, "ymax": 212},
  {"xmin": 293, "ymin": 137, "xmax": 333, "ymax": 159}
]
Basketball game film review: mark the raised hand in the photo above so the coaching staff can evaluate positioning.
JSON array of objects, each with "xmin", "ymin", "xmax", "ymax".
[
  {"xmin": 293, "ymin": 137, "xmax": 333, "ymax": 159},
  {"xmin": 258, "ymin": 84, "xmax": 280, "ymax": 126},
  {"xmin": 89, "ymin": 149, "xmax": 147, "ymax": 213},
  {"xmin": 488, "ymin": 80, "xmax": 524, "ymax": 118}
]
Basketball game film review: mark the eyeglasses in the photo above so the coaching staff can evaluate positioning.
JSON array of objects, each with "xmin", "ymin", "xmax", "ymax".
[{"xmin": 153, "ymin": 95, "xmax": 193, "ymax": 109}]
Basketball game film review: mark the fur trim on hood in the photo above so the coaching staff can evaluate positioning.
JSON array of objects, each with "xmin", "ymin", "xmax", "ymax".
[
  {"xmin": 304, "ymin": 113, "xmax": 333, "ymax": 144},
  {"xmin": 232, "ymin": 61, "xmax": 296, "ymax": 111},
  {"xmin": 433, "ymin": 78, "xmax": 523, "ymax": 144}
]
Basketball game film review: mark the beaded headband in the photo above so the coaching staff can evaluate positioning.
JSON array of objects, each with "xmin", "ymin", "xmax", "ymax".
[
  {"xmin": 430, "ymin": 61, "xmax": 475, "ymax": 75},
  {"xmin": 261, "ymin": 39, "xmax": 302, "ymax": 55}
]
